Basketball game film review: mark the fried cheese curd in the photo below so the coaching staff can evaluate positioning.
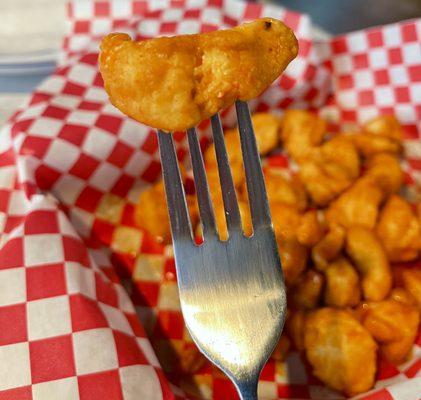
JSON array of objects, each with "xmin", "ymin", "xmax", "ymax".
[
  {"xmin": 394, "ymin": 266, "xmax": 421, "ymax": 309},
  {"xmin": 134, "ymin": 112, "xmax": 420, "ymax": 396},
  {"xmin": 304, "ymin": 308, "xmax": 377, "ymax": 396},
  {"xmin": 376, "ymin": 195, "xmax": 421, "ymax": 262},
  {"xmin": 325, "ymin": 176, "xmax": 384, "ymax": 229},
  {"xmin": 357, "ymin": 296, "xmax": 420, "ymax": 364},
  {"xmin": 280, "ymin": 110, "xmax": 326, "ymax": 160},
  {"xmin": 352, "ymin": 115, "xmax": 403, "ymax": 157},
  {"xmin": 99, "ymin": 19, "xmax": 298, "ymax": 131},
  {"xmin": 298, "ymin": 135, "xmax": 360, "ymax": 206}
]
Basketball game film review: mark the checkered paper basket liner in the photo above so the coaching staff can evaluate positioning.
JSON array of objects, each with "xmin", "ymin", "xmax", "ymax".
[{"xmin": 0, "ymin": 0, "xmax": 420, "ymax": 399}]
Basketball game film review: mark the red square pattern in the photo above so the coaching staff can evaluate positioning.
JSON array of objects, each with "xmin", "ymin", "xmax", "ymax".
[
  {"xmin": 358, "ymin": 388, "xmax": 394, "ymax": 400},
  {"xmin": 59, "ymin": 124, "xmax": 89, "ymax": 147},
  {"xmin": 95, "ymin": 115, "xmax": 122, "ymax": 134},
  {"xmin": 42, "ymin": 105, "xmax": 70, "ymax": 120},
  {"xmin": 69, "ymin": 294, "xmax": 108, "ymax": 332},
  {"xmin": 63, "ymin": 236, "xmax": 91, "ymax": 266},
  {"xmin": 34, "ymin": 164, "xmax": 61, "ymax": 190},
  {"xmin": 113, "ymin": 330, "xmax": 148, "ymax": 367},
  {"xmin": 140, "ymin": 132, "xmax": 158, "ymax": 154},
  {"xmin": 62, "ymin": 81, "xmax": 86, "ymax": 96},
  {"xmin": 78, "ymin": 370, "xmax": 123, "ymax": 400},
  {"xmin": 124, "ymin": 313, "xmax": 146, "ymax": 337},
  {"xmin": 0, "ymin": 304, "xmax": 27, "ymax": 345},
  {"xmin": 140, "ymin": 160, "xmax": 161, "ymax": 183},
  {"xmin": 154, "ymin": 311, "xmax": 184, "ymax": 340},
  {"xmin": 92, "ymin": 219, "xmax": 115, "ymax": 245},
  {"xmin": 110, "ymin": 174, "xmax": 135, "ymax": 198},
  {"xmin": 367, "ymin": 30, "xmax": 384, "ymax": 47},
  {"xmin": 26, "ymin": 263, "xmax": 66, "ymax": 301},
  {"xmin": 69, "ymin": 153, "xmax": 100, "ymax": 180},
  {"xmin": 29, "ymin": 335, "xmax": 76, "ymax": 384},
  {"xmin": 94, "ymin": 2, "xmax": 110, "ymax": 16},
  {"xmin": 107, "ymin": 141, "xmax": 134, "ymax": 168},
  {"xmin": 132, "ymin": 282, "xmax": 160, "ymax": 307},
  {"xmin": 0, "ymin": 238, "xmax": 24, "ymax": 269},
  {"xmin": 20, "ymin": 136, "xmax": 51, "ymax": 159},
  {"xmin": 0, "ymin": 386, "xmax": 32, "ymax": 400},
  {"xmin": 75, "ymin": 186, "xmax": 103, "ymax": 213},
  {"xmin": 401, "ymin": 23, "xmax": 418, "ymax": 42},
  {"xmin": 95, "ymin": 273, "xmax": 118, "ymax": 307},
  {"xmin": 24, "ymin": 210, "xmax": 58, "ymax": 235},
  {"xmin": 0, "ymin": 190, "xmax": 10, "ymax": 212}
]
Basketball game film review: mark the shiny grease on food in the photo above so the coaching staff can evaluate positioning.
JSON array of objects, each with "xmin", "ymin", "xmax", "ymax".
[{"xmin": 99, "ymin": 18, "xmax": 298, "ymax": 131}]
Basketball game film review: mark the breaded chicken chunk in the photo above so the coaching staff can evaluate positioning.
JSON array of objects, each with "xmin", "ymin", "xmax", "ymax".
[
  {"xmin": 376, "ymin": 195, "xmax": 421, "ymax": 262},
  {"xmin": 99, "ymin": 19, "xmax": 298, "ymax": 131},
  {"xmin": 304, "ymin": 308, "xmax": 377, "ymax": 396}
]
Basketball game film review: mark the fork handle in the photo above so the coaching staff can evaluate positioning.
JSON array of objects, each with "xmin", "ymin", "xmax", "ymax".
[{"xmin": 235, "ymin": 378, "xmax": 258, "ymax": 400}]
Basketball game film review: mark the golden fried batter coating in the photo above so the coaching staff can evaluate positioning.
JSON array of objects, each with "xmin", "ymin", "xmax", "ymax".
[
  {"xmin": 291, "ymin": 269, "xmax": 324, "ymax": 310},
  {"xmin": 394, "ymin": 267, "xmax": 421, "ymax": 309},
  {"xmin": 298, "ymin": 136, "xmax": 360, "ymax": 206},
  {"xmin": 296, "ymin": 210, "xmax": 324, "ymax": 247},
  {"xmin": 353, "ymin": 116, "xmax": 403, "ymax": 157},
  {"xmin": 312, "ymin": 224, "xmax": 346, "ymax": 271},
  {"xmin": 346, "ymin": 226, "xmax": 392, "ymax": 301},
  {"xmin": 390, "ymin": 287, "xmax": 418, "ymax": 307},
  {"xmin": 135, "ymin": 181, "xmax": 170, "ymax": 243},
  {"xmin": 280, "ymin": 110, "xmax": 326, "ymax": 161},
  {"xmin": 263, "ymin": 168, "xmax": 308, "ymax": 211},
  {"xmin": 359, "ymin": 297, "xmax": 420, "ymax": 364},
  {"xmin": 271, "ymin": 203, "xmax": 315, "ymax": 284},
  {"xmin": 324, "ymin": 257, "xmax": 361, "ymax": 308},
  {"xmin": 304, "ymin": 308, "xmax": 377, "ymax": 396},
  {"xmin": 135, "ymin": 181, "xmax": 198, "ymax": 243},
  {"xmin": 365, "ymin": 153, "xmax": 403, "ymax": 195},
  {"xmin": 364, "ymin": 115, "xmax": 403, "ymax": 141},
  {"xmin": 376, "ymin": 195, "xmax": 421, "ymax": 262},
  {"xmin": 278, "ymin": 238, "xmax": 308, "ymax": 285},
  {"xmin": 99, "ymin": 19, "xmax": 298, "ymax": 131},
  {"xmin": 325, "ymin": 177, "xmax": 384, "ymax": 229},
  {"xmin": 286, "ymin": 309, "xmax": 306, "ymax": 351},
  {"xmin": 250, "ymin": 112, "xmax": 282, "ymax": 155}
]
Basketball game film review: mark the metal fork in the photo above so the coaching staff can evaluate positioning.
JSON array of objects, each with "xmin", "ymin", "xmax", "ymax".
[{"xmin": 157, "ymin": 101, "xmax": 286, "ymax": 400}]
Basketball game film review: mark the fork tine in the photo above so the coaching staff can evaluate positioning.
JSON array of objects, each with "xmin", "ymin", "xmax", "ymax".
[
  {"xmin": 187, "ymin": 128, "xmax": 217, "ymax": 238},
  {"xmin": 235, "ymin": 101, "xmax": 272, "ymax": 228},
  {"xmin": 210, "ymin": 114, "xmax": 242, "ymax": 233},
  {"xmin": 157, "ymin": 130, "xmax": 192, "ymax": 241}
]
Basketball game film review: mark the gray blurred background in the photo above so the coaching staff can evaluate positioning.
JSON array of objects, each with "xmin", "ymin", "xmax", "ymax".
[{"xmin": 272, "ymin": 0, "xmax": 420, "ymax": 34}]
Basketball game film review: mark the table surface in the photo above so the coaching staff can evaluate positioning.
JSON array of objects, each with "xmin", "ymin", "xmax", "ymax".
[{"xmin": 0, "ymin": 0, "xmax": 420, "ymax": 126}]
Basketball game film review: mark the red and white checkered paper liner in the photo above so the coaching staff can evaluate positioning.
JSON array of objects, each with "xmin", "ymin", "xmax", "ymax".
[{"xmin": 0, "ymin": 0, "xmax": 420, "ymax": 399}]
